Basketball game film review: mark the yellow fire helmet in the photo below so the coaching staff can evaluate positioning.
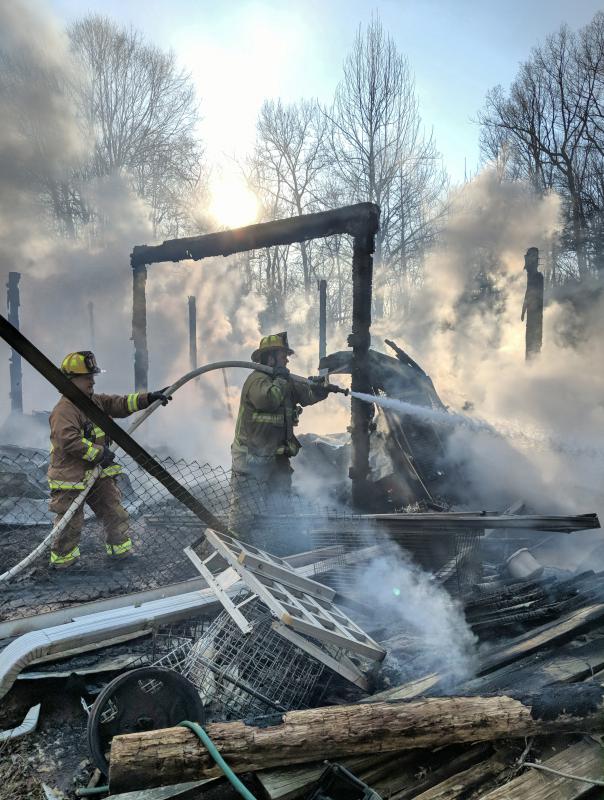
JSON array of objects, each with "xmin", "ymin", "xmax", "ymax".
[
  {"xmin": 60, "ymin": 351, "xmax": 104, "ymax": 377},
  {"xmin": 251, "ymin": 332, "xmax": 295, "ymax": 363}
]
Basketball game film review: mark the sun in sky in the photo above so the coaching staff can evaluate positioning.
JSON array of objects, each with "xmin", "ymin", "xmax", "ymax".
[{"xmin": 208, "ymin": 171, "xmax": 259, "ymax": 229}]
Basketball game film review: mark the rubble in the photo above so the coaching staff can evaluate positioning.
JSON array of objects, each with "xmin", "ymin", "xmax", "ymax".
[
  {"xmin": 1, "ymin": 258, "xmax": 603, "ymax": 799},
  {"xmin": 2, "ymin": 411, "xmax": 603, "ymax": 799}
]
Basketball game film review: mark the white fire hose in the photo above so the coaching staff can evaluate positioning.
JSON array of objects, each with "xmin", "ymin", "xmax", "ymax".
[{"xmin": 0, "ymin": 361, "xmax": 345, "ymax": 584}]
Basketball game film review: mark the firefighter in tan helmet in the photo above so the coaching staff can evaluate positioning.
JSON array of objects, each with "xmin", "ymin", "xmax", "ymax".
[
  {"xmin": 230, "ymin": 333, "xmax": 330, "ymax": 536},
  {"xmin": 48, "ymin": 351, "xmax": 171, "ymax": 568}
]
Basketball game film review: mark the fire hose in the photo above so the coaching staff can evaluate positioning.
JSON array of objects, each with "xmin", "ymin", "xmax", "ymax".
[{"xmin": 0, "ymin": 314, "xmax": 347, "ymax": 583}]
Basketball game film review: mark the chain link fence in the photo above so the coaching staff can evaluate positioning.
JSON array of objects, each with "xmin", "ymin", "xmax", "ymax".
[
  {"xmin": 0, "ymin": 444, "xmax": 482, "ymax": 624},
  {"xmin": 0, "ymin": 445, "xmax": 267, "ymax": 621}
]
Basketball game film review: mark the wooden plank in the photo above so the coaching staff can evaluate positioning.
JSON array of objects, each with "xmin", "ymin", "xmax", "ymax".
[
  {"xmin": 238, "ymin": 552, "xmax": 336, "ymax": 601},
  {"xmin": 258, "ymin": 745, "xmax": 494, "ymax": 800},
  {"xmin": 479, "ymin": 603, "xmax": 604, "ymax": 674},
  {"xmin": 256, "ymin": 753, "xmax": 395, "ymax": 800},
  {"xmin": 478, "ymin": 740, "xmax": 602, "ymax": 800},
  {"xmin": 376, "ymin": 744, "xmax": 492, "ymax": 800},
  {"xmin": 407, "ymin": 751, "xmax": 508, "ymax": 800},
  {"xmin": 462, "ymin": 635, "xmax": 604, "ymax": 695},
  {"xmin": 366, "ymin": 513, "xmax": 600, "ymax": 532},
  {"xmin": 371, "ymin": 602, "xmax": 604, "ymax": 702},
  {"xmin": 183, "ymin": 547, "xmax": 252, "ymax": 634}
]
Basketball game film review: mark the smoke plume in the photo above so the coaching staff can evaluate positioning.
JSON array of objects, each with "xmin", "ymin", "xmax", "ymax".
[
  {"xmin": 359, "ymin": 551, "xmax": 477, "ymax": 689},
  {"xmin": 373, "ymin": 169, "xmax": 603, "ymax": 533}
]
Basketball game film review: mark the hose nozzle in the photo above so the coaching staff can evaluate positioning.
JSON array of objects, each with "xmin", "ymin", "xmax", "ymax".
[{"xmin": 307, "ymin": 375, "xmax": 349, "ymax": 396}]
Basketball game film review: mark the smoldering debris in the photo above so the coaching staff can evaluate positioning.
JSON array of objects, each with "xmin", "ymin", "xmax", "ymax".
[{"xmin": 358, "ymin": 552, "xmax": 478, "ymax": 690}]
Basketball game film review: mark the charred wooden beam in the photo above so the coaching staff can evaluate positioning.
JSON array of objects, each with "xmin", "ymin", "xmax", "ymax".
[
  {"xmin": 188, "ymin": 295, "xmax": 197, "ymax": 371},
  {"xmin": 479, "ymin": 739, "xmax": 602, "ymax": 800},
  {"xmin": 349, "ymin": 233, "xmax": 375, "ymax": 508},
  {"xmin": 318, "ymin": 278, "xmax": 327, "ymax": 365},
  {"xmin": 131, "ymin": 204, "xmax": 379, "ymax": 267},
  {"xmin": 132, "ymin": 265, "xmax": 148, "ymax": 392},
  {"xmin": 6, "ymin": 272, "xmax": 23, "ymax": 413},
  {"xmin": 522, "ymin": 246, "xmax": 544, "ymax": 362},
  {"xmin": 366, "ymin": 512, "xmax": 600, "ymax": 533},
  {"xmin": 109, "ymin": 683, "xmax": 604, "ymax": 792}
]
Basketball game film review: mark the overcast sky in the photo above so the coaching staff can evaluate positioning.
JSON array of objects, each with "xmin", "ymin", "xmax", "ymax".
[{"xmin": 49, "ymin": 0, "xmax": 603, "ymax": 186}]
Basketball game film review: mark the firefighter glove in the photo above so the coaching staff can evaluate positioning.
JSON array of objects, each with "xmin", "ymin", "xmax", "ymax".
[
  {"xmin": 149, "ymin": 387, "xmax": 173, "ymax": 406},
  {"xmin": 272, "ymin": 366, "xmax": 290, "ymax": 380},
  {"xmin": 99, "ymin": 446, "xmax": 116, "ymax": 467},
  {"xmin": 312, "ymin": 383, "xmax": 330, "ymax": 400}
]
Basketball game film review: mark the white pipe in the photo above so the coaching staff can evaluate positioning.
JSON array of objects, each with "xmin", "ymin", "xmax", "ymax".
[
  {"xmin": 0, "ymin": 704, "xmax": 40, "ymax": 742},
  {"xmin": 0, "ymin": 547, "xmax": 344, "ymax": 698},
  {"xmin": 0, "ymin": 576, "xmax": 239, "ymax": 701}
]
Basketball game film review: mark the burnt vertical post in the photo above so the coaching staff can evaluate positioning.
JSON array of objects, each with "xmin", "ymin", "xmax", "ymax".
[
  {"xmin": 188, "ymin": 295, "xmax": 197, "ymax": 371},
  {"xmin": 132, "ymin": 264, "xmax": 149, "ymax": 391},
  {"xmin": 348, "ymin": 233, "xmax": 375, "ymax": 509},
  {"xmin": 521, "ymin": 247, "xmax": 544, "ymax": 361},
  {"xmin": 88, "ymin": 301, "xmax": 95, "ymax": 350},
  {"xmin": 6, "ymin": 272, "xmax": 23, "ymax": 413},
  {"xmin": 318, "ymin": 278, "xmax": 327, "ymax": 365}
]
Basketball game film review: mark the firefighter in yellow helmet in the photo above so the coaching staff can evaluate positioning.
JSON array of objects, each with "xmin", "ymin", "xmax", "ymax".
[
  {"xmin": 48, "ymin": 351, "xmax": 172, "ymax": 568},
  {"xmin": 230, "ymin": 333, "xmax": 329, "ymax": 536}
]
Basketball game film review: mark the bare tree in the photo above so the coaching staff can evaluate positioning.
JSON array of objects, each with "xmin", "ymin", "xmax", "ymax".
[
  {"xmin": 324, "ymin": 14, "xmax": 447, "ymax": 315},
  {"xmin": 69, "ymin": 15, "xmax": 205, "ymax": 237},
  {"xmin": 248, "ymin": 99, "xmax": 328, "ymax": 294},
  {"xmin": 479, "ymin": 14, "xmax": 604, "ymax": 281}
]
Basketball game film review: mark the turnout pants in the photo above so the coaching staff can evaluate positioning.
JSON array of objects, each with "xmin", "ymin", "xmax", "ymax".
[
  {"xmin": 229, "ymin": 455, "xmax": 293, "ymax": 544},
  {"xmin": 50, "ymin": 477, "xmax": 131, "ymax": 562}
]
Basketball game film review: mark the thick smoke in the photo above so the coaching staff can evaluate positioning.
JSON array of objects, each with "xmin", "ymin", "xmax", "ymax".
[
  {"xmin": 373, "ymin": 170, "xmax": 604, "ymax": 531},
  {"xmin": 0, "ymin": 2, "xmax": 270, "ymax": 465}
]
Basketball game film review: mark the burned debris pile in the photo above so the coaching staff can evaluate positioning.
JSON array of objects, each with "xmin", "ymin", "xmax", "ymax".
[
  {"xmin": 1, "ymin": 203, "xmax": 602, "ymax": 797},
  {"xmin": 1, "ymin": 337, "xmax": 603, "ymax": 798},
  {"xmin": 1, "ymin": 468, "xmax": 603, "ymax": 798}
]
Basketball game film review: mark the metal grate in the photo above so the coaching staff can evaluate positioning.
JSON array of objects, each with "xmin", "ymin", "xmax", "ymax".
[{"xmin": 161, "ymin": 597, "xmax": 328, "ymax": 720}]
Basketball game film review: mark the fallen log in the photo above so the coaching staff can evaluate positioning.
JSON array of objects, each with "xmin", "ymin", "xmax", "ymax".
[{"xmin": 109, "ymin": 683, "xmax": 604, "ymax": 792}]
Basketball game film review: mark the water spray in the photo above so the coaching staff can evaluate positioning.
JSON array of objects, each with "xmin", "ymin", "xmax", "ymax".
[{"xmin": 349, "ymin": 391, "xmax": 604, "ymax": 460}]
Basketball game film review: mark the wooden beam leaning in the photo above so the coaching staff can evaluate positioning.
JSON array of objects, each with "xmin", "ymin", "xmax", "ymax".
[
  {"xmin": 109, "ymin": 683, "xmax": 604, "ymax": 793},
  {"xmin": 370, "ymin": 601, "xmax": 604, "ymax": 703},
  {"xmin": 130, "ymin": 203, "xmax": 379, "ymax": 267}
]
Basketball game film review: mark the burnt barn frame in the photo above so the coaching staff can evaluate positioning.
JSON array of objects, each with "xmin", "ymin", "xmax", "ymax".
[{"xmin": 130, "ymin": 203, "xmax": 380, "ymax": 508}]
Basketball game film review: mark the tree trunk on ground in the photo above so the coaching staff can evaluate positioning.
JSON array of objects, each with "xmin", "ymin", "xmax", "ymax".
[{"xmin": 109, "ymin": 683, "xmax": 604, "ymax": 792}]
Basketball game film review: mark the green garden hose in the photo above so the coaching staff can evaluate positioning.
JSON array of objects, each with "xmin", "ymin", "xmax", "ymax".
[
  {"xmin": 180, "ymin": 720, "xmax": 258, "ymax": 800},
  {"xmin": 76, "ymin": 720, "xmax": 259, "ymax": 798}
]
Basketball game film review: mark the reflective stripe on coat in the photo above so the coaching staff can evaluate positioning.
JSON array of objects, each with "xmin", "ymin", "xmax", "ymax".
[{"xmin": 47, "ymin": 392, "xmax": 150, "ymax": 488}]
